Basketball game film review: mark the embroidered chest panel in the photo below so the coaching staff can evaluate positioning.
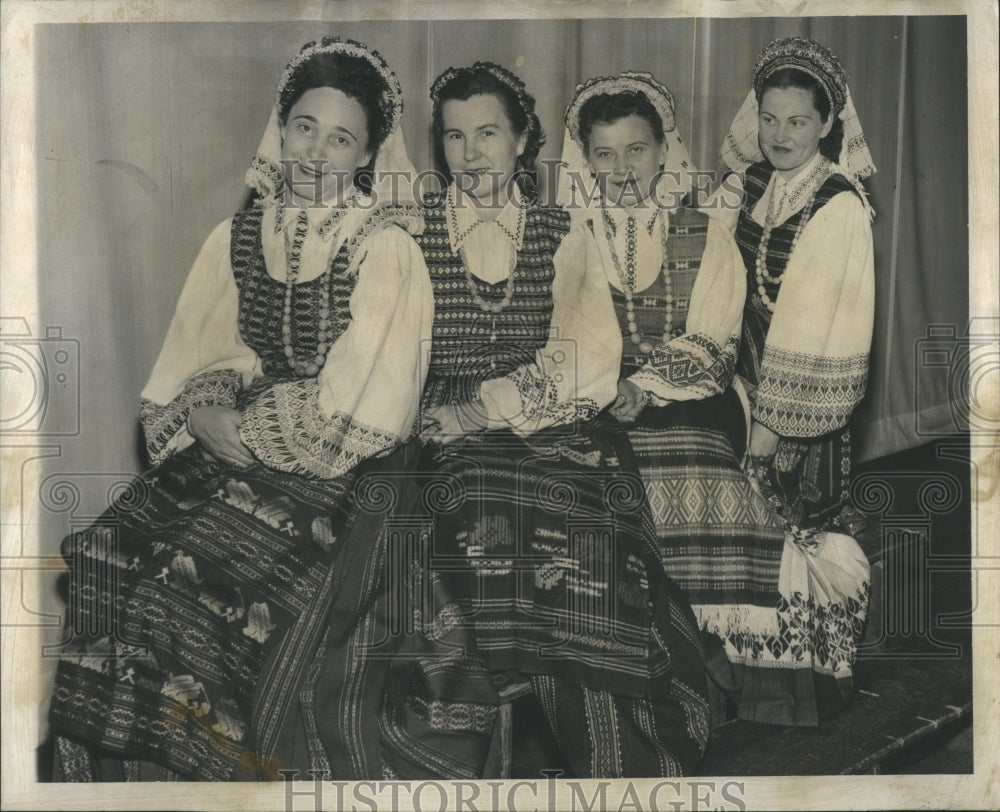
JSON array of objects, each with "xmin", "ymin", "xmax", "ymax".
[
  {"xmin": 417, "ymin": 205, "xmax": 569, "ymax": 403},
  {"xmin": 229, "ymin": 207, "xmax": 357, "ymax": 381}
]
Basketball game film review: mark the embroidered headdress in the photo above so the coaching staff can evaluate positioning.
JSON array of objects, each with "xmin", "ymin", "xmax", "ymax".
[
  {"xmin": 558, "ymin": 70, "xmax": 695, "ymax": 216},
  {"xmin": 245, "ymin": 36, "xmax": 417, "ymax": 217},
  {"xmin": 721, "ymin": 36, "xmax": 876, "ymax": 183}
]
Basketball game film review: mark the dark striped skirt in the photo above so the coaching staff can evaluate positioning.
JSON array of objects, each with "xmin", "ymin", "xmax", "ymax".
[
  {"xmin": 49, "ymin": 441, "xmax": 499, "ymax": 781},
  {"xmin": 382, "ymin": 421, "xmax": 713, "ymax": 776}
]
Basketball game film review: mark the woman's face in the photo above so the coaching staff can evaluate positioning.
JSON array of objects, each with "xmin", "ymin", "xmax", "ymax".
[
  {"xmin": 441, "ymin": 93, "xmax": 527, "ymax": 206},
  {"xmin": 757, "ymin": 86, "xmax": 833, "ymax": 181},
  {"xmin": 585, "ymin": 113, "xmax": 667, "ymax": 207},
  {"xmin": 280, "ymin": 87, "xmax": 372, "ymax": 205}
]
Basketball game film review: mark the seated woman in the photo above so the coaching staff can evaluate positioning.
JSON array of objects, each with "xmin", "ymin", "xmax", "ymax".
[
  {"xmin": 47, "ymin": 37, "xmax": 438, "ymax": 781},
  {"xmin": 413, "ymin": 62, "xmax": 711, "ymax": 778},
  {"xmin": 558, "ymin": 69, "xmax": 870, "ymax": 727}
]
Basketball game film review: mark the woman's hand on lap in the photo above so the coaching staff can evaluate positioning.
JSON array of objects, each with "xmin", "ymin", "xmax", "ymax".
[
  {"xmin": 423, "ymin": 401, "xmax": 488, "ymax": 444},
  {"xmin": 610, "ymin": 378, "xmax": 647, "ymax": 423},
  {"xmin": 188, "ymin": 406, "xmax": 255, "ymax": 467}
]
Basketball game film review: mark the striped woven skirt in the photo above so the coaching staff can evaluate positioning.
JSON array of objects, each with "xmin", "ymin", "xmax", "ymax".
[
  {"xmin": 49, "ymin": 441, "xmax": 499, "ymax": 780},
  {"xmin": 386, "ymin": 421, "xmax": 713, "ymax": 776},
  {"xmin": 622, "ymin": 389, "xmax": 870, "ymax": 727}
]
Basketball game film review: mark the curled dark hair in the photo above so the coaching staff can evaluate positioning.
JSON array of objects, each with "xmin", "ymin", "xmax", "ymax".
[
  {"xmin": 278, "ymin": 49, "xmax": 392, "ymax": 157},
  {"xmin": 430, "ymin": 63, "xmax": 545, "ymax": 198},
  {"xmin": 576, "ymin": 91, "xmax": 666, "ymax": 152},
  {"xmin": 757, "ymin": 67, "xmax": 843, "ymax": 163}
]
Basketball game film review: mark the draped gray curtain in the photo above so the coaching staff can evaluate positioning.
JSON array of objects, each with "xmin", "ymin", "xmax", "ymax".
[{"xmin": 34, "ymin": 15, "xmax": 968, "ymax": 531}]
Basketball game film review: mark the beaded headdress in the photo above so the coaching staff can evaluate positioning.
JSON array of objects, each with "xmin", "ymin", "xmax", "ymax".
[
  {"xmin": 277, "ymin": 37, "xmax": 402, "ymax": 134},
  {"xmin": 246, "ymin": 36, "xmax": 414, "ymax": 207},
  {"xmin": 558, "ymin": 71, "xmax": 695, "ymax": 216},
  {"xmin": 753, "ymin": 36, "xmax": 847, "ymax": 115},
  {"xmin": 721, "ymin": 36, "xmax": 876, "ymax": 185},
  {"xmin": 430, "ymin": 61, "xmax": 542, "ymax": 143},
  {"xmin": 564, "ymin": 71, "xmax": 677, "ymax": 144}
]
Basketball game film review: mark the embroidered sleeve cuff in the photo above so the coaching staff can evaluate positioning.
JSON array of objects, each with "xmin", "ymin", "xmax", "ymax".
[
  {"xmin": 239, "ymin": 379, "xmax": 401, "ymax": 479},
  {"xmin": 629, "ymin": 333, "xmax": 737, "ymax": 403},
  {"xmin": 754, "ymin": 348, "xmax": 869, "ymax": 437},
  {"xmin": 140, "ymin": 369, "xmax": 242, "ymax": 465},
  {"xmin": 481, "ymin": 366, "xmax": 600, "ymax": 435}
]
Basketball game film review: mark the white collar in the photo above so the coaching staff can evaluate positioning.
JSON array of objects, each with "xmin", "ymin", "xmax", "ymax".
[
  {"xmin": 602, "ymin": 201, "xmax": 661, "ymax": 236},
  {"xmin": 772, "ymin": 151, "xmax": 824, "ymax": 194},
  {"xmin": 273, "ymin": 188, "xmax": 366, "ymax": 243},
  {"xmin": 446, "ymin": 183, "xmax": 527, "ymax": 254}
]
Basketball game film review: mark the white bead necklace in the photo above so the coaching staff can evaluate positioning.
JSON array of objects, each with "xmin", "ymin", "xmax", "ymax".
[
  {"xmin": 755, "ymin": 158, "xmax": 829, "ymax": 313},
  {"xmin": 602, "ymin": 208, "xmax": 673, "ymax": 355},
  {"xmin": 447, "ymin": 192, "xmax": 525, "ymax": 370}
]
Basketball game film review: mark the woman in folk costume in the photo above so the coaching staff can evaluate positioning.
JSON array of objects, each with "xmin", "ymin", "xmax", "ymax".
[
  {"xmin": 559, "ymin": 69, "xmax": 869, "ymax": 727},
  {"xmin": 717, "ymin": 36, "xmax": 877, "ymax": 536},
  {"xmin": 47, "ymin": 37, "xmax": 466, "ymax": 780},
  {"xmin": 711, "ymin": 37, "xmax": 876, "ymax": 723},
  {"xmin": 413, "ymin": 62, "xmax": 711, "ymax": 777}
]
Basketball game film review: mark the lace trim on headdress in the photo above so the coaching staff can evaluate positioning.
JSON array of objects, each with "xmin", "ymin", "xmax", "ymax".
[
  {"xmin": 564, "ymin": 70, "xmax": 677, "ymax": 145},
  {"xmin": 245, "ymin": 37, "xmax": 423, "ymax": 237},
  {"xmin": 277, "ymin": 36, "xmax": 403, "ymax": 134},
  {"xmin": 557, "ymin": 71, "xmax": 695, "ymax": 218}
]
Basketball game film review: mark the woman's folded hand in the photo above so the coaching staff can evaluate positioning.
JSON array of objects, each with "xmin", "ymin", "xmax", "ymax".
[{"xmin": 188, "ymin": 405, "xmax": 255, "ymax": 467}]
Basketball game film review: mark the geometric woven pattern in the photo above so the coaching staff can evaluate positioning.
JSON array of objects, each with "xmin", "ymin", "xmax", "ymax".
[
  {"xmin": 239, "ymin": 382, "xmax": 400, "ymax": 479},
  {"xmin": 612, "ymin": 197, "xmax": 872, "ymax": 725},
  {"xmin": 755, "ymin": 347, "xmax": 868, "ymax": 437},
  {"xmin": 411, "ymin": 202, "xmax": 712, "ymax": 774},
  {"xmin": 50, "ymin": 446, "xmax": 357, "ymax": 780}
]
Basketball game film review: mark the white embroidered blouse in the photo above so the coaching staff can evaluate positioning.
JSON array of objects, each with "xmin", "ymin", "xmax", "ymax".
[
  {"xmin": 140, "ymin": 197, "xmax": 434, "ymax": 478},
  {"xmin": 707, "ymin": 155, "xmax": 875, "ymax": 437}
]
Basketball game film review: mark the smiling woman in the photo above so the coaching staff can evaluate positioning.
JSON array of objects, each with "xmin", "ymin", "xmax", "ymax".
[
  {"xmin": 707, "ymin": 36, "xmax": 877, "ymax": 725},
  {"xmin": 279, "ymin": 87, "xmax": 373, "ymax": 205},
  {"xmin": 440, "ymin": 93, "xmax": 528, "ymax": 209},
  {"xmin": 756, "ymin": 86, "xmax": 834, "ymax": 181}
]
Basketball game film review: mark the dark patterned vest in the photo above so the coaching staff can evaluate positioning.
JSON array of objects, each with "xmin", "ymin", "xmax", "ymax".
[
  {"xmin": 598, "ymin": 207, "xmax": 710, "ymax": 377},
  {"xmin": 417, "ymin": 199, "xmax": 570, "ymax": 408},
  {"xmin": 229, "ymin": 207, "xmax": 357, "ymax": 400},
  {"xmin": 734, "ymin": 162, "xmax": 859, "ymax": 387}
]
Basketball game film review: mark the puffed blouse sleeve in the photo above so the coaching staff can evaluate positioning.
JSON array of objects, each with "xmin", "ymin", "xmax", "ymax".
[
  {"xmin": 478, "ymin": 222, "xmax": 621, "ymax": 435},
  {"xmin": 238, "ymin": 224, "xmax": 434, "ymax": 478},
  {"xmin": 628, "ymin": 216, "xmax": 745, "ymax": 403},
  {"xmin": 139, "ymin": 218, "xmax": 262, "ymax": 464},
  {"xmin": 753, "ymin": 190, "xmax": 874, "ymax": 438}
]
